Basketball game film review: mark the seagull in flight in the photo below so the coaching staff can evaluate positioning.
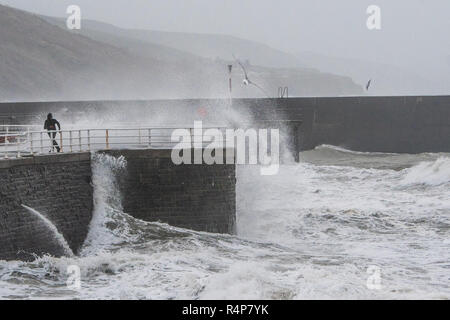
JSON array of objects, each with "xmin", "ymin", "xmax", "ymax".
[
  {"xmin": 233, "ymin": 55, "xmax": 270, "ymax": 97},
  {"xmin": 366, "ymin": 79, "xmax": 372, "ymax": 91}
]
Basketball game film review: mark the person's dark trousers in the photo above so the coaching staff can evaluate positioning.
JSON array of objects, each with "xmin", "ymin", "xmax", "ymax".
[{"xmin": 47, "ymin": 132, "xmax": 61, "ymax": 152}]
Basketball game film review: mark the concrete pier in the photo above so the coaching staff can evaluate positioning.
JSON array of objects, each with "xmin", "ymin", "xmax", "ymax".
[
  {"xmin": 0, "ymin": 153, "xmax": 93, "ymax": 261},
  {"xmin": 0, "ymin": 149, "xmax": 236, "ymax": 261},
  {"xmin": 105, "ymin": 149, "xmax": 236, "ymax": 234}
]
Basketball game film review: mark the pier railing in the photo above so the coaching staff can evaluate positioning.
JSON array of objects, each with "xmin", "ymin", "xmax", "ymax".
[{"xmin": 0, "ymin": 126, "xmax": 227, "ymax": 159}]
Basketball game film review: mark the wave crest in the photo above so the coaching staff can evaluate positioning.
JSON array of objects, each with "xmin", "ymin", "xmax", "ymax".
[{"xmin": 401, "ymin": 157, "xmax": 450, "ymax": 186}]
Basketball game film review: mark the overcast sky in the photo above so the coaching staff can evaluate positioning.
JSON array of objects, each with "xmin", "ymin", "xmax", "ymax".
[{"xmin": 1, "ymin": 0, "xmax": 449, "ymax": 71}]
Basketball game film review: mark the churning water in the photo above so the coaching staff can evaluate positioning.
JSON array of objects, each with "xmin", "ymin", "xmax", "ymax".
[{"xmin": 0, "ymin": 146, "xmax": 449, "ymax": 299}]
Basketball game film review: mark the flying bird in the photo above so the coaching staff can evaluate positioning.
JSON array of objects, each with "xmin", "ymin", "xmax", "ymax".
[
  {"xmin": 366, "ymin": 79, "xmax": 372, "ymax": 91},
  {"xmin": 233, "ymin": 55, "xmax": 270, "ymax": 97}
]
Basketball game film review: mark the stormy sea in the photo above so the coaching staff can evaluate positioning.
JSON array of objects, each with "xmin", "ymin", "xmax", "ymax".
[{"xmin": 0, "ymin": 145, "xmax": 449, "ymax": 300}]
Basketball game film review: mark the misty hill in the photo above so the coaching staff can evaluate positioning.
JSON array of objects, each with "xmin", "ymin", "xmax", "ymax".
[
  {"xmin": 0, "ymin": 5, "xmax": 183, "ymax": 101},
  {"xmin": 73, "ymin": 16, "xmax": 450, "ymax": 96},
  {"xmin": 67, "ymin": 17, "xmax": 445, "ymax": 96},
  {"xmin": 49, "ymin": 16, "xmax": 441, "ymax": 96},
  {"xmin": 41, "ymin": 15, "xmax": 363, "ymax": 98},
  {"xmin": 0, "ymin": 5, "xmax": 362, "ymax": 102},
  {"xmin": 40, "ymin": 16, "xmax": 209, "ymax": 65},
  {"xmin": 43, "ymin": 17, "xmax": 307, "ymax": 70}
]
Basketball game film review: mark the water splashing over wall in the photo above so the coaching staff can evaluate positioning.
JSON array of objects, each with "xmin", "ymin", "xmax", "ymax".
[
  {"xmin": 81, "ymin": 153, "xmax": 132, "ymax": 255},
  {"xmin": 21, "ymin": 205, "xmax": 74, "ymax": 257}
]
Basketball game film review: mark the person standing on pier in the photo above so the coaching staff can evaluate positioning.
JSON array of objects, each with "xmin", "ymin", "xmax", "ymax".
[{"xmin": 44, "ymin": 113, "xmax": 61, "ymax": 153}]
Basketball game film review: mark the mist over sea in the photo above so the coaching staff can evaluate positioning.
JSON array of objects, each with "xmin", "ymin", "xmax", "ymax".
[{"xmin": 0, "ymin": 146, "xmax": 449, "ymax": 300}]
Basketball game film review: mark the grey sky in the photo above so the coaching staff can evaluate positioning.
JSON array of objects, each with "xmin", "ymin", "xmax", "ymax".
[{"xmin": 1, "ymin": 0, "xmax": 449, "ymax": 71}]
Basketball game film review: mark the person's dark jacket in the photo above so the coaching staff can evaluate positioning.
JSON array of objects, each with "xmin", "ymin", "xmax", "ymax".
[{"xmin": 44, "ymin": 119, "xmax": 61, "ymax": 131}]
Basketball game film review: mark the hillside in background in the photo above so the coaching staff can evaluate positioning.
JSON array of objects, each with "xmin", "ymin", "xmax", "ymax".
[
  {"xmin": 42, "ymin": 17, "xmax": 307, "ymax": 69},
  {"xmin": 43, "ymin": 15, "xmax": 443, "ymax": 96},
  {"xmin": 0, "ymin": 5, "xmax": 362, "ymax": 102},
  {"xmin": 0, "ymin": 5, "xmax": 186, "ymax": 101}
]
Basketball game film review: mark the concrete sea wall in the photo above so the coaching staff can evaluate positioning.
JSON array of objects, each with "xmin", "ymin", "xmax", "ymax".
[
  {"xmin": 0, "ymin": 153, "xmax": 93, "ymax": 261},
  {"xmin": 105, "ymin": 149, "xmax": 236, "ymax": 234},
  {"xmin": 0, "ymin": 149, "xmax": 237, "ymax": 261},
  {"xmin": 284, "ymin": 96, "xmax": 450, "ymax": 153}
]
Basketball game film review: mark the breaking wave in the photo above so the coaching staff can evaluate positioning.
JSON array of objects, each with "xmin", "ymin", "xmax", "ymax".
[
  {"xmin": 81, "ymin": 153, "xmax": 132, "ymax": 254},
  {"xmin": 401, "ymin": 157, "xmax": 450, "ymax": 186},
  {"xmin": 314, "ymin": 144, "xmax": 395, "ymax": 155}
]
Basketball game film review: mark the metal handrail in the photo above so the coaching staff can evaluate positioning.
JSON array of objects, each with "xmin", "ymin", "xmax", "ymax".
[
  {"xmin": 0, "ymin": 126, "xmax": 229, "ymax": 159},
  {"xmin": 0, "ymin": 125, "xmax": 41, "ymax": 133}
]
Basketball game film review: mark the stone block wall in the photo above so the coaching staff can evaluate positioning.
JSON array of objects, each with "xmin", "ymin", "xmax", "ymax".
[
  {"xmin": 105, "ymin": 149, "xmax": 236, "ymax": 234},
  {"xmin": 0, "ymin": 153, "xmax": 93, "ymax": 261}
]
